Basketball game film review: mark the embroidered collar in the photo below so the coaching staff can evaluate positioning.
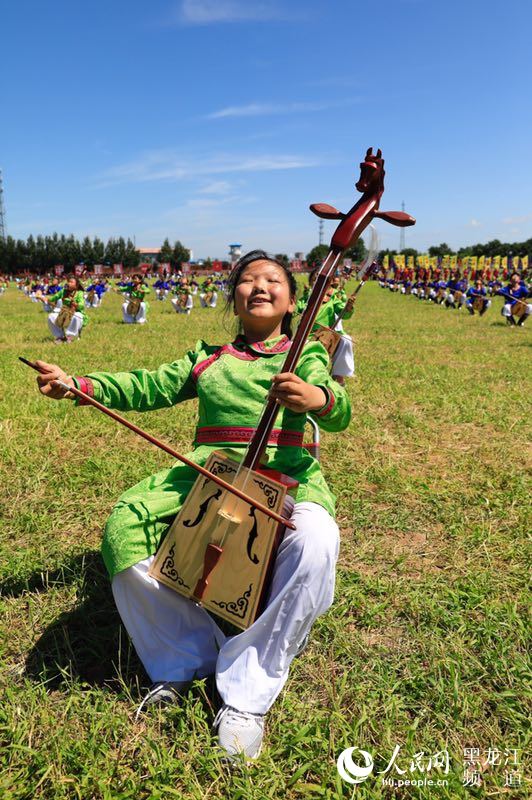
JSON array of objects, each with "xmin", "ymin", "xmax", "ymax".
[{"xmin": 233, "ymin": 334, "xmax": 291, "ymax": 355}]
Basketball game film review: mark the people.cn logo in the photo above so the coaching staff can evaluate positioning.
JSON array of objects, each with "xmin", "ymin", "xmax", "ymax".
[{"xmin": 336, "ymin": 747, "xmax": 374, "ymax": 784}]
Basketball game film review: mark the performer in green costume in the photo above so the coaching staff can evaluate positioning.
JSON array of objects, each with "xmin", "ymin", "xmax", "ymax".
[{"xmin": 35, "ymin": 250, "xmax": 351, "ymax": 761}]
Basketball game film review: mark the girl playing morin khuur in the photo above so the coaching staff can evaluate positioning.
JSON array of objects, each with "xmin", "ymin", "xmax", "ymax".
[{"xmin": 34, "ymin": 250, "xmax": 351, "ymax": 761}]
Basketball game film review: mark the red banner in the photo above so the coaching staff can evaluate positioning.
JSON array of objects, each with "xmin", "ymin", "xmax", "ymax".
[
  {"xmin": 54, "ymin": 264, "xmax": 64, "ymax": 276},
  {"xmin": 113, "ymin": 263, "xmax": 123, "ymax": 275}
]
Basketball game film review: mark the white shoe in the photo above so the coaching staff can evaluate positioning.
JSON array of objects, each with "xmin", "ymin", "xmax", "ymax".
[
  {"xmin": 135, "ymin": 680, "xmax": 190, "ymax": 720},
  {"xmin": 213, "ymin": 704, "xmax": 265, "ymax": 761}
]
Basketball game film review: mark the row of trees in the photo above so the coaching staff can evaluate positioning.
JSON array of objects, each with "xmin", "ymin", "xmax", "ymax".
[
  {"xmin": 379, "ymin": 238, "xmax": 532, "ymax": 261},
  {"xmin": 0, "ymin": 235, "xmax": 191, "ymax": 274},
  {"xmin": 157, "ymin": 239, "xmax": 192, "ymax": 270},
  {"xmin": 306, "ymin": 238, "xmax": 367, "ymax": 268},
  {"xmin": 2, "ymin": 232, "xmax": 530, "ymax": 274},
  {"xmin": 0, "ymin": 234, "xmax": 140, "ymax": 273}
]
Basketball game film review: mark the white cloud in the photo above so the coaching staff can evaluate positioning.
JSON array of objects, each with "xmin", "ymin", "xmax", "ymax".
[
  {"xmin": 96, "ymin": 151, "xmax": 322, "ymax": 187},
  {"xmin": 207, "ymin": 98, "xmax": 360, "ymax": 119},
  {"xmin": 502, "ymin": 213, "xmax": 532, "ymax": 225},
  {"xmin": 180, "ymin": 0, "xmax": 282, "ymax": 24},
  {"xmin": 468, "ymin": 218, "xmax": 482, "ymax": 227},
  {"xmin": 197, "ymin": 180, "xmax": 233, "ymax": 194}
]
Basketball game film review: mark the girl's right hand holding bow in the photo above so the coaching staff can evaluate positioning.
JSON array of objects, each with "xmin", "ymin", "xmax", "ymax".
[{"xmin": 35, "ymin": 361, "xmax": 76, "ymax": 400}]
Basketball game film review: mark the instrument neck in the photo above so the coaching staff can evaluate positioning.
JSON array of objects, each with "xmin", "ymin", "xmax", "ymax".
[{"xmin": 242, "ymin": 249, "xmax": 342, "ymax": 470}]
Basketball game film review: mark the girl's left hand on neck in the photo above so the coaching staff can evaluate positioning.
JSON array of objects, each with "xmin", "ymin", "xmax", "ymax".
[{"xmin": 269, "ymin": 373, "xmax": 327, "ymax": 413}]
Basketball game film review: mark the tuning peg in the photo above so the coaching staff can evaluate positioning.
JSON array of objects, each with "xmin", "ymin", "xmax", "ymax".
[
  {"xmin": 374, "ymin": 210, "xmax": 416, "ymax": 227},
  {"xmin": 309, "ymin": 203, "xmax": 344, "ymax": 220}
]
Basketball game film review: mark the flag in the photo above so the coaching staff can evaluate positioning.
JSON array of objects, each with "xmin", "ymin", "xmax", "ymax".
[{"xmin": 521, "ymin": 255, "xmax": 529, "ymax": 270}]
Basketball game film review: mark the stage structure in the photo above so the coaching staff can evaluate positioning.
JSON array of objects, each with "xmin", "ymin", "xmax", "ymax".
[{"xmin": 228, "ymin": 243, "xmax": 242, "ymax": 266}]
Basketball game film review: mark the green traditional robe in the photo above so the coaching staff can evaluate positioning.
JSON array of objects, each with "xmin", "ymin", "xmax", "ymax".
[
  {"xmin": 52, "ymin": 289, "xmax": 88, "ymax": 326},
  {"xmin": 296, "ymin": 294, "xmax": 354, "ymax": 329},
  {"xmin": 73, "ymin": 334, "xmax": 351, "ymax": 578},
  {"xmin": 119, "ymin": 284, "xmax": 150, "ymax": 313}
]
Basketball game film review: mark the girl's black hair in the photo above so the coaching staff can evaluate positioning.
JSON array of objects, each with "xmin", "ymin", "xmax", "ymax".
[
  {"xmin": 64, "ymin": 273, "xmax": 83, "ymax": 292},
  {"xmin": 225, "ymin": 249, "xmax": 298, "ymax": 338}
]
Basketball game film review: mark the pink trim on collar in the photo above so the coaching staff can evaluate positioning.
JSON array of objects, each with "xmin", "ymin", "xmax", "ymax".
[{"xmin": 234, "ymin": 334, "xmax": 291, "ymax": 355}]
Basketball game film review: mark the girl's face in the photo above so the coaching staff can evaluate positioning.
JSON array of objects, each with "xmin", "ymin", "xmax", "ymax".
[
  {"xmin": 66, "ymin": 278, "xmax": 77, "ymax": 291},
  {"xmin": 234, "ymin": 260, "xmax": 295, "ymax": 332}
]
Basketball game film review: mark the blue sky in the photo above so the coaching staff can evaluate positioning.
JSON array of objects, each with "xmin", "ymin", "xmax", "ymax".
[{"xmin": 3, "ymin": 0, "xmax": 532, "ymax": 259}]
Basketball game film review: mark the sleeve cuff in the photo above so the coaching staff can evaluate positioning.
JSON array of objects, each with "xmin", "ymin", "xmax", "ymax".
[
  {"xmin": 313, "ymin": 386, "xmax": 335, "ymax": 417},
  {"xmin": 73, "ymin": 376, "xmax": 95, "ymax": 405}
]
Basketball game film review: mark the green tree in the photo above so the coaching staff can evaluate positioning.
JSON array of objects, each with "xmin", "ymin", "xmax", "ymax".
[
  {"xmin": 93, "ymin": 237, "xmax": 105, "ymax": 264},
  {"xmin": 81, "ymin": 236, "xmax": 95, "ymax": 267},
  {"xmin": 428, "ymin": 243, "xmax": 453, "ymax": 257},
  {"xmin": 274, "ymin": 253, "xmax": 290, "ymax": 268},
  {"xmin": 123, "ymin": 238, "xmax": 140, "ymax": 269},
  {"xmin": 158, "ymin": 238, "xmax": 173, "ymax": 265},
  {"xmin": 344, "ymin": 238, "xmax": 367, "ymax": 263},
  {"xmin": 172, "ymin": 240, "xmax": 190, "ymax": 268},
  {"xmin": 306, "ymin": 244, "xmax": 329, "ymax": 267},
  {"xmin": 104, "ymin": 238, "xmax": 120, "ymax": 266}
]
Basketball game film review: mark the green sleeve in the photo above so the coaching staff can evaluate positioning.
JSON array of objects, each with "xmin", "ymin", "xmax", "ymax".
[
  {"xmin": 75, "ymin": 340, "xmax": 207, "ymax": 412},
  {"xmin": 334, "ymin": 295, "xmax": 354, "ymax": 321},
  {"xmin": 296, "ymin": 297, "xmax": 307, "ymax": 315},
  {"xmin": 54, "ymin": 288, "xmax": 64, "ymax": 300},
  {"xmin": 296, "ymin": 341, "xmax": 351, "ymax": 432}
]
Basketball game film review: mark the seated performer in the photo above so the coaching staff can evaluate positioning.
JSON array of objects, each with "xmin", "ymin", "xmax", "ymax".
[
  {"xmin": 47, "ymin": 275, "xmax": 87, "ymax": 343},
  {"xmin": 199, "ymin": 276, "xmax": 218, "ymax": 308},
  {"xmin": 38, "ymin": 277, "xmax": 63, "ymax": 311},
  {"xmin": 466, "ymin": 279, "xmax": 491, "ymax": 316},
  {"xmin": 297, "ymin": 267, "xmax": 355, "ymax": 384},
  {"xmin": 35, "ymin": 251, "xmax": 350, "ymax": 761},
  {"xmin": 445, "ymin": 275, "xmax": 468, "ymax": 309},
  {"xmin": 498, "ymin": 272, "xmax": 531, "ymax": 326},
  {"xmin": 118, "ymin": 274, "xmax": 150, "ymax": 324},
  {"xmin": 170, "ymin": 279, "xmax": 194, "ymax": 315},
  {"xmin": 85, "ymin": 278, "xmax": 106, "ymax": 308}
]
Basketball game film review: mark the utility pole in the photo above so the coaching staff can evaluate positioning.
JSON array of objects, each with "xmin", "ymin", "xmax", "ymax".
[
  {"xmin": 399, "ymin": 201, "xmax": 405, "ymax": 252},
  {"xmin": 319, "ymin": 219, "xmax": 324, "ymax": 246},
  {"xmin": 0, "ymin": 170, "xmax": 6, "ymax": 242}
]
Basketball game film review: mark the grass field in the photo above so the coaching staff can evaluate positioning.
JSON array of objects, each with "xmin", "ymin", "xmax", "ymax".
[{"xmin": 0, "ymin": 282, "xmax": 530, "ymax": 799}]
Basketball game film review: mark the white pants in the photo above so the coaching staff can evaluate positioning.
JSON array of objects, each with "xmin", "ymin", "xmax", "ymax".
[
  {"xmin": 48, "ymin": 310, "xmax": 84, "ymax": 340},
  {"xmin": 332, "ymin": 320, "xmax": 355, "ymax": 378},
  {"xmin": 446, "ymin": 293, "xmax": 465, "ymax": 307},
  {"xmin": 200, "ymin": 291, "xmax": 218, "ymax": 308},
  {"xmin": 122, "ymin": 301, "xmax": 147, "ymax": 324},
  {"xmin": 171, "ymin": 296, "xmax": 193, "ymax": 314},
  {"xmin": 111, "ymin": 501, "xmax": 339, "ymax": 714},
  {"xmin": 86, "ymin": 295, "xmax": 101, "ymax": 308},
  {"xmin": 502, "ymin": 302, "xmax": 531, "ymax": 317}
]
